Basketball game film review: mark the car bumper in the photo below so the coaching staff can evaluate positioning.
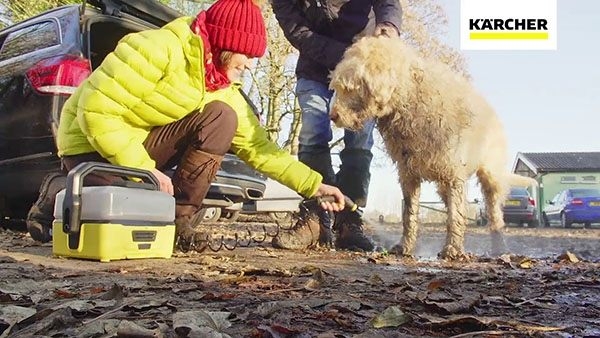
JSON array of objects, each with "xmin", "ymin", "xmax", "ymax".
[
  {"xmin": 503, "ymin": 209, "xmax": 537, "ymax": 223},
  {"xmin": 205, "ymin": 171, "xmax": 266, "ymax": 204},
  {"xmin": 564, "ymin": 209, "xmax": 600, "ymax": 223}
]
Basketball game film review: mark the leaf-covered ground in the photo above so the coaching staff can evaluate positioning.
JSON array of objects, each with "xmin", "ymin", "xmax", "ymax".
[{"xmin": 1, "ymin": 220, "xmax": 600, "ymax": 337}]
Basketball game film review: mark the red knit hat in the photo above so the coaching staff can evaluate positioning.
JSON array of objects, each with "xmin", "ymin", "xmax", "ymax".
[{"xmin": 204, "ymin": 0, "xmax": 267, "ymax": 58}]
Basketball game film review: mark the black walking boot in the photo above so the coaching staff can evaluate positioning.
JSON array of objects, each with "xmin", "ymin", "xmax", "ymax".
[{"xmin": 333, "ymin": 210, "xmax": 375, "ymax": 251}]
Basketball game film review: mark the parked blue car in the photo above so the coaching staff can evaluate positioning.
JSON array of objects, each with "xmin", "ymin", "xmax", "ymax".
[{"xmin": 542, "ymin": 188, "xmax": 600, "ymax": 228}]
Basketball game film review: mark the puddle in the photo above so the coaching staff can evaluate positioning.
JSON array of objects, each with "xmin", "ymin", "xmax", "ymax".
[{"xmin": 372, "ymin": 225, "xmax": 600, "ymax": 262}]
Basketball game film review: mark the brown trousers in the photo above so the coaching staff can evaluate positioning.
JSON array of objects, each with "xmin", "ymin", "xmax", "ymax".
[{"xmin": 62, "ymin": 101, "xmax": 238, "ymax": 217}]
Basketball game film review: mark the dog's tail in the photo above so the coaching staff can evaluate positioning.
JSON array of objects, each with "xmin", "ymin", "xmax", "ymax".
[{"xmin": 508, "ymin": 174, "xmax": 538, "ymax": 187}]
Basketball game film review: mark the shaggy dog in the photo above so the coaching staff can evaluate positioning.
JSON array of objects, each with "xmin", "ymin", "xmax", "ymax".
[{"xmin": 329, "ymin": 36, "xmax": 533, "ymax": 260}]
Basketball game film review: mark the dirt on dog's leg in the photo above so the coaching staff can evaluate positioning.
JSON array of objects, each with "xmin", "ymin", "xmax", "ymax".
[
  {"xmin": 489, "ymin": 229, "xmax": 507, "ymax": 256},
  {"xmin": 477, "ymin": 169, "xmax": 508, "ymax": 256},
  {"xmin": 440, "ymin": 180, "xmax": 467, "ymax": 259},
  {"xmin": 396, "ymin": 177, "xmax": 421, "ymax": 257}
]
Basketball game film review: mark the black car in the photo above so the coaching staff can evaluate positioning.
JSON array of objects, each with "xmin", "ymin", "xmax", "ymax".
[{"xmin": 0, "ymin": 0, "xmax": 265, "ymax": 225}]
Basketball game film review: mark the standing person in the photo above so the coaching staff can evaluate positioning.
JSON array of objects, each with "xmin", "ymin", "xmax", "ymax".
[
  {"xmin": 26, "ymin": 0, "xmax": 346, "ymax": 250},
  {"xmin": 270, "ymin": 0, "xmax": 402, "ymax": 251}
]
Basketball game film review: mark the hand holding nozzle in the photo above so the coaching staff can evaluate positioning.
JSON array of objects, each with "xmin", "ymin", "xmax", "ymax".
[
  {"xmin": 315, "ymin": 195, "xmax": 359, "ymax": 212},
  {"xmin": 314, "ymin": 183, "xmax": 346, "ymax": 212}
]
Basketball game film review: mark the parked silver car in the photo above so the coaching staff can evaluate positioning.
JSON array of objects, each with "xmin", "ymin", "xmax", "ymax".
[{"xmin": 478, "ymin": 186, "xmax": 538, "ymax": 227}]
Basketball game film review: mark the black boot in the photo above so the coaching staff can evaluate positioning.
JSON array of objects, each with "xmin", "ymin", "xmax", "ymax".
[
  {"xmin": 333, "ymin": 210, "xmax": 375, "ymax": 251},
  {"xmin": 26, "ymin": 172, "xmax": 66, "ymax": 243}
]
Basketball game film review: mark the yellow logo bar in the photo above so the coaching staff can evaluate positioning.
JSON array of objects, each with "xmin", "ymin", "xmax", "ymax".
[{"xmin": 470, "ymin": 32, "xmax": 549, "ymax": 40}]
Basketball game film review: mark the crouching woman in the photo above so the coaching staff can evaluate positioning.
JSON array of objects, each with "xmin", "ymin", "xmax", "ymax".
[{"xmin": 26, "ymin": 0, "xmax": 345, "ymax": 248}]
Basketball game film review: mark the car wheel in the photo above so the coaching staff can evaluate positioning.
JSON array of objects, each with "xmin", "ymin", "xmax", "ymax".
[
  {"xmin": 220, "ymin": 210, "xmax": 241, "ymax": 223},
  {"xmin": 584, "ymin": 222, "xmax": 592, "ymax": 229},
  {"xmin": 529, "ymin": 219, "xmax": 539, "ymax": 228},
  {"xmin": 560, "ymin": 213, "xmax": 572, "ymax": 228},
  {"xmin": 190, "ymin": 207, "xmax": 222, "ymax": 227},
  {"xmin": 202, "ymin": 207, "xmax": 222, "ymax": 222},
  {"xmin": 269, "ymin": 211, "xmax": 292, "ymax": 223}
]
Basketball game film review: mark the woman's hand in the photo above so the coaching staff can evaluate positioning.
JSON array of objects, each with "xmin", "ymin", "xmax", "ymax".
[
  {"xmin": 314, "ymin": 183, "xmax": 345, "ymax": 212},
  {"xmin": 150, "ymin": 168, "xmax": 174, "ymax": 195},
  {"xmin": 374, "ymin": 22, "xmax": 399, "ymax": 38}
]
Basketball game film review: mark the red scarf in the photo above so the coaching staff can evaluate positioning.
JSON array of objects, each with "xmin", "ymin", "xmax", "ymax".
[{"xmin": 191, "ymin": 12, "xmax": 230, "ymax": 92}]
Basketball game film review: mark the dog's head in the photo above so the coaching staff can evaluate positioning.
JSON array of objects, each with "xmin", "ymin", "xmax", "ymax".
[{"xmin": 329, "ymin": 36, "xmax": 405, "ymax": 130}]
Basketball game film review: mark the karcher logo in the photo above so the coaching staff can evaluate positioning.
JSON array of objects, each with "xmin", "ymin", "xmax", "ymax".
[
  {"xmin": 461, "ymin": 0, "xmax": 557, "ymax": 50},
  {"xmin": 469, "ymin": 18, "xmax": 549, "ymax": 40},
  {"xmin": 469, "ymin": 18, "xmax": 548, "ymax": 31}
]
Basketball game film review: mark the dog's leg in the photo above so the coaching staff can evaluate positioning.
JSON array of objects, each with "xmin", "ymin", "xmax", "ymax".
[
  {"xmin": 392, "ymin": 175, "xmax": 421, "ymax": 257},
  {"xmin": 439, "ymin": 180, "xmax": 468, "ymax": 260},
  {"xmin": 477, "ymin": 168, "xmax": 508, "ymax": 256}
]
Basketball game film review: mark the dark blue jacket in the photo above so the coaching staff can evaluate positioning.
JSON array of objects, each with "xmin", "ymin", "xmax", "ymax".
[{"xmin": 271, "ymin": 0, "xmax": 402, "ymax": 85}]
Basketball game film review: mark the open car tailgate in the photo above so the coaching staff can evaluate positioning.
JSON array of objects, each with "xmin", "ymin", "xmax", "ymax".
[{"xmin": 86, "ymin": 0, "xmax": 182, "ymax": 27}]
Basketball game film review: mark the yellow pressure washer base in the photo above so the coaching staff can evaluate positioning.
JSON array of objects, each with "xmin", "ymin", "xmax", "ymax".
[
  {"xmin": 52, "ymin": 162, "xmax": 176, "ymax": 262},
  {"xmin": 52, "ymin": 221, "xmax": 176, "ymax": 263}
]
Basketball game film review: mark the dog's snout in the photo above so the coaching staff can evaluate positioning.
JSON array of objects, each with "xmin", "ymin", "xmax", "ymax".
[
  {"xmin": 330, "ymin": 109, "xmax": 339, "ymax": 122},
  {"xmin": 329, "ymin": 92, "xmax": 339, "ymax": 122}
]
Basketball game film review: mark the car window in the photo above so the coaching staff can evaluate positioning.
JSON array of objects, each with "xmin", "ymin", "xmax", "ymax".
[
  {"xmin": 0, "ymin": 20, "xmax": 60, "ymax": 62},
  {"xmin": 509, "ymin": 187, "xmax": 529, "ymax": 197},
  {"xmin": 571, "ymin": 189, "xmax": 600, "ymax": 198},
  {"xmin": 551, "ymin": 192, "xmax": 561, "ymax": 203},
  {"xmin": 559, "ymin": 191, "xmax": 567, "ymax": 202}
]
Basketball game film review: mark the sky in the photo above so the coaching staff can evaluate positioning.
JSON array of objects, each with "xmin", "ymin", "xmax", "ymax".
[{"xmin": 366, "ymin": 0, "xmax": 600, "ymax": 214}]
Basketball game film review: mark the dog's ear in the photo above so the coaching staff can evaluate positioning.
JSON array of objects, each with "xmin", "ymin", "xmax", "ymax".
[
  {"xmin": 365, "ymin": 70, "xmax": 396, "ymax": 106},
  {"xmin": 330, "ymin": 62, "xmax": 363, "ymax": 93},
  {"xmin": 359, "ymin": 38, "xmax": 398, "ymax": 106}
]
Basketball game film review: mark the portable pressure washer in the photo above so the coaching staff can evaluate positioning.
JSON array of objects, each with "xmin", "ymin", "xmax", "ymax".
[{"xmin": 52, "ymin": 162, "xmax": 176, "ymax": 262}]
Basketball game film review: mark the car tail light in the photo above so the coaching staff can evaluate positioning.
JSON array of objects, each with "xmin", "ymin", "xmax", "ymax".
[
  {"xmin": 571, "ymin": 198, "xmax": 584, "ymax": 206},
  {"xmin": 528, "ymin": 197, "xmax": 535, "ymax": 206},
  {"xmin": 26, "ymin": 55, "xmax": 91, "ymax": 95}
]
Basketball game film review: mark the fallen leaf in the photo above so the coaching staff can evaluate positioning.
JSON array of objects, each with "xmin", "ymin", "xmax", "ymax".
[
  {"xmin": 368, "ymin": 274, "xmax": 384, "ymax": 285},
  {"xmin": 0, "ymin": 305, "xmax": 36, "ymax": 335},
  {"xmin": 54, "ymin": 289, "xmax": 78, "ymax": 299},
  {"xmin": 173, "ymin": 310, "xmax": 232, "ymax": 338},
  {"xmin": 427, "ymin": 279, "xmax": 445, "ymax": 291},
  {"xmin": 200, "ymin": 292, "xmax": 236, "ymax": 301},
  {"xmin": 498, "ymin": 254, "xmax": 513, "ymax": 264},
  {"xmin": 422, "ymin": 314, "xmax": 565, "ymax": 333},
  {"xmin": 75, "ymin": 319, "xmax": 120, "ymax": 338},
  {"xmin": 304, "ymin": 278, "xmax": 323, "ymax": 290},
  {"xmin": 5, "ymin": 307, "xmax": 76, "ymax": 337},
  {"xmin": 100, "ymin": 283, "xmax": 125, "ymax": 301},
  {"xmin": 88, "ymin": 286, "xmax": 106, "ymax": 295},
  {"xmin": 370, "ymin": 306, "xmax": 411, "ymax": 328},
  {"xmin": 125, "ymin": 300, "xmax": 168, "ymax": 311},
  {"xmin": 54, "ymin": 300, "xmax": 96, "ymax": 312},
  {"xmin": 556, "ymin": 251, "xmax": 580, "ymax": 263},
  {"xmin": 257, "ymin": 323, "xmax": 305, "ymax": 336},
  {"xmin": 116, "ymin": 320, "xmax": 162, "ymax": 337},
  {"xmin": 518, "ymin": 258, "xmax": 535, "ymax": 269},
  {"xmin": 424, "ymin": 295, "xmax": 481, "ymax": 314}
]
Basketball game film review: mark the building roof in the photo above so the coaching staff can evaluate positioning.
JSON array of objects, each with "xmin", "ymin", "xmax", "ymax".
[{"xmin": 516, "ymin": 152, "xmax": 600, "ymax": 173}]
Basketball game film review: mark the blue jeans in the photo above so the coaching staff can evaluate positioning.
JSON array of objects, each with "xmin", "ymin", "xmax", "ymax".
[{"xmin": 296, "ymin": 78, "xmax": 374, "ymax": 207}]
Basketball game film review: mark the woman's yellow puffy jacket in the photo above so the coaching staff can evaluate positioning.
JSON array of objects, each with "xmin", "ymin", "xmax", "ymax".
[{"xmin": 57, "ymin": 17, "xmax": 321, "ymax": 198}]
